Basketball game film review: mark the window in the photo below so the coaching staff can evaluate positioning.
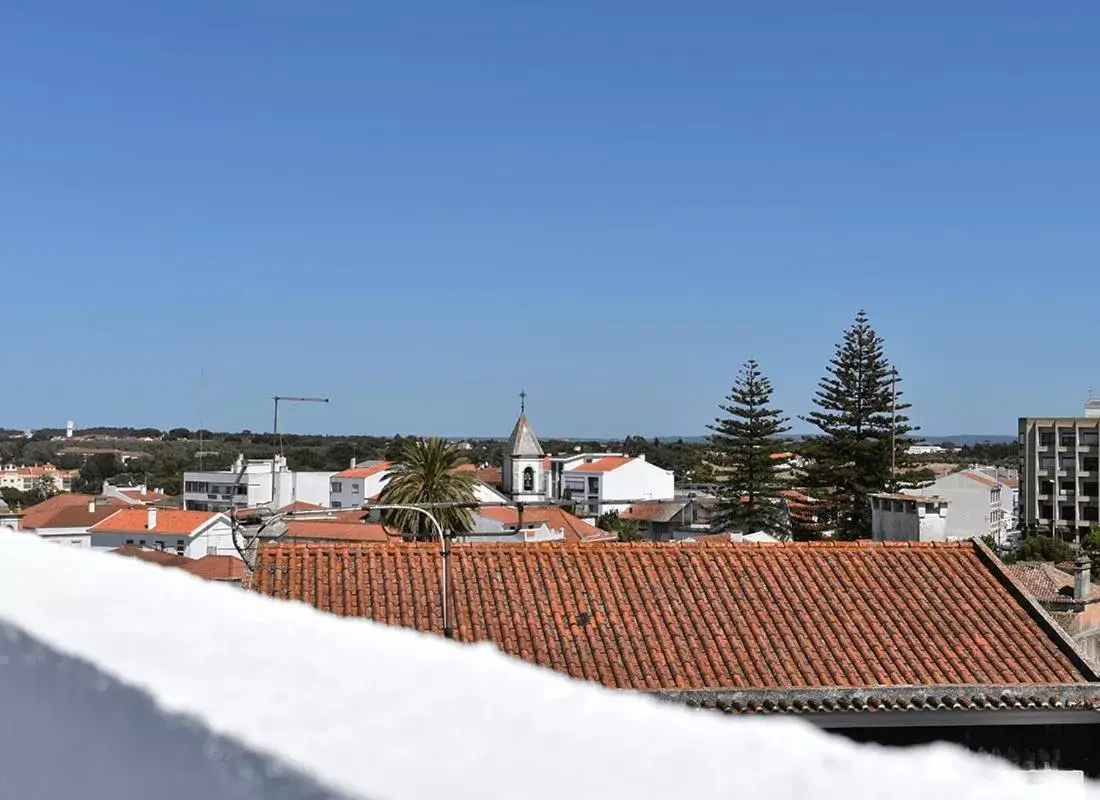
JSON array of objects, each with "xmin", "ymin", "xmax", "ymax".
[
  {"xmin": 352, "ymin": 483, "xmax": 360, "ymax": 494},
  {"xmin": 331, "ymin": 481, "xmax": 343, "ymax": 493},
  {"xmin": 1040, "ymin": 432, "xmax": 1055, "ymax": 447},
  {"xmin": 588, "ymin": 503, "xmax": 599, "ymax": 514},
  {"xmin": 332, "ymin": 501, "xmax": 342, "ymax": 508},
  {"xmin": 587, "ymin": 477, "xmax": 599, "ymax": 494},
  {"xmin": 1084, "ymin": 458, "xmax": 1099, "ymax": 472},
  {"xmin": 125, "ymin": 539, "xmax": 134, "ymax": 545},
  {"xmin": 70, "ymin": 539, "xmax": 81, "ymax": 546},
  {"xmin": 1061, "ymin": 434, "xmax": 1077, "ymax": 447},
  {"xmin": 523, "ymin": 467, "xmax": 534, "ymax": 492},
  {"xmin": 139, "ymin": 539, "xmax": 146, "ymax": 546},
  {"xmin": 1082, "ymin": 430, "xmax": 1099, "ymax": 446}
]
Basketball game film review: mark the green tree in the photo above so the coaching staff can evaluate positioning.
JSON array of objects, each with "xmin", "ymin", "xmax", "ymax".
[
  {"xmin": 1014, "ymin": 535, "xmax": 1074, "ymax": 564},
  {"xmin": 73, "ymin": 453, "xmax": 121, "ymax": 494},
  {"xmin": 801, "ymin": 311, "xmax": 922, "ymax": 540},
  {"xmin": 707, "ymin": 359, "xmax": 791, "ymax": 536},
  {"xmin": 377, "ymin": 437, "xmax": 476, "ymax": 539},
  {"xmin": 33, "ymin": 472, "xmax": 59, "ymax": 501},
  {"xmin": 596, "ymin": 510, "xmax": 642, "ymax": 542}
]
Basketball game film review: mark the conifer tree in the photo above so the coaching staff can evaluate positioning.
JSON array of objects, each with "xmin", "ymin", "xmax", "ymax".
[
  {"xmin": 801, "ymin": 310, "xmax": 923, "ymax": 540},
  {"xmin": 708, "ymin": 360, "xmax": 791, "ymax": 536}
]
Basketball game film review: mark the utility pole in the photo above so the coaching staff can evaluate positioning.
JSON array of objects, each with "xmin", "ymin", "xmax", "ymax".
[
  {"xmin": 271, "ymin": 395, "xmax": 329, "ymax": 506},
  {"xmin": 890, "ymin": 367, "xmax": 898, "ymax": 491}
]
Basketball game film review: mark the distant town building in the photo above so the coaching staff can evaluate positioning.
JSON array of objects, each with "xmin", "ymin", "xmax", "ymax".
[
  {"xmin": 183, "ymin": 455, "xmax": 334, "ymax": 512},
  {"xmin": 0, "ymin": 463, "xmax": 78, "ymax": 494},
  {"xmin": 870, "ymin": 493, "xmax": 950, "ymax": 542},
  {"xmin": 911, "ymin": 469, "xmax": 1017, "ymax": 545},
  {"xmin": 907, "ymin": 444, "xmax": 947, "ymax": 455},
  {"xmin": 1019, "ymin": 402, "xmax": 1100, "ymax": 539},
  {"xmin": 89, "ymin": 507, "xmax": 233, "ymax": 558}
]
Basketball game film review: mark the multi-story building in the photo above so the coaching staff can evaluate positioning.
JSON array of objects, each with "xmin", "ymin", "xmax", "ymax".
[
  {"xmin": 911, "ymin": 469, "xmax": 1016, "ymax": 545},
  {"xmin": 183, "ymin": 455, "xmax": 334, "ymax": 512},
  {"xmin": 0, "ymin": 463, "xmax": 78, "ymax": 494},
  {"xmin": 329, "ymin": 461, "xmax": 391, "ymax": 509},
  {"xmin": 1019, "ymin": 401, "xmax": 1100, "ymax": 540}
]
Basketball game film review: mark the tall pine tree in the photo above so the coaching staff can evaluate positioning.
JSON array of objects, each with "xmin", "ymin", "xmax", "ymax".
[
  {"xmin": 801, "ymin": 310, "xmax": 922, "ymax": 540},
  {"xmin": 708, "ymin": 360, "xmax": 791, "ymax": 537}
]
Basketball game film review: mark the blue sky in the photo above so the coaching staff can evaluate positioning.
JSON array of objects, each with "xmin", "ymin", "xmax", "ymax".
[{"xmin": 2, "ymin": 1, "xmax": 1098, "ymax": 438}]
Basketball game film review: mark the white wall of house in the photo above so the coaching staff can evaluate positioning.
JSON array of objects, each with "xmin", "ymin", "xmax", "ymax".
[
  {"xmin": 184, "ymin": 457, "xmax": 334, "ymax": 511},
  {"xmin": 90, "ymin": 520, "xmax": 237, "ymax": 559},
  {"xmin": 913, "ymin": 473, "xmax": 1011, "ymax": 543},
  {"xmin": 592, "ymin": 457, "xmax": 675, "ymax": 516},
  {"xmin": 25, "ymin": 528, "xmax": 92, "ymax": 548},
  {"xmin": 329, "ymin": 471, "xmax": 390, "ymax": 509},
  {"xmin": 466, "ymin": 513, "xmax": 562, "ymax": 542},
  {"xmin": 870, "ymin": 496, "xmax": 949, "ymax": 542}
]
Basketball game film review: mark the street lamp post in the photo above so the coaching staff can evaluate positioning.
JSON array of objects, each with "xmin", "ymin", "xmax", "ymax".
[{"xmin": 271, "ymin": 395, "xmax": 329, "ymax": 506}]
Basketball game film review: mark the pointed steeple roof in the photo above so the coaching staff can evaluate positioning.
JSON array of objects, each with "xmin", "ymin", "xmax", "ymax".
[{"xmin": 507, "ymin": 414, "xmax": 544, "ymax": 457}]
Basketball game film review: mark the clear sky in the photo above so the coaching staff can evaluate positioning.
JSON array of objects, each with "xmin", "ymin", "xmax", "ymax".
[{"xmin": 3, "ymin": 1, "xmax": 1098, "ymax": 438}]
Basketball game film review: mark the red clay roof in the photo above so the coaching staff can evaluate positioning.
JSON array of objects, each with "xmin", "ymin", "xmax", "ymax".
[
  {"xmin": 17, "ymin": 494, "xmax": 125, "ymax": 529},
  {"xmin": 333, "ymin": 462, "xmax": 391, "ymax": 479},
  {"xmin": 961, "ymin": 471, "xmax": 1000, "ymax": 488},
  {"xmin": 282, "ymin": 520, "xmax": 392, "ymax": 543},
  {"xmin": 110, "ymin": 546, "xmax": 191, "ymax": 567},
  {"xmin": 90, "ymin": 508, "xmax": 221, "ymax": 535},
  {"xmin": 279, "ymin": 500, "xmax": 324, "ymax": 512},
  {"xmin": 120, "ymin": 489, "xmax": 172, "ymax": 504},
  {"xmin": 1005, "ymin": 562, "xmax": 1100, "ymax": 604},
  {"xmin": 476, "ymin": 467, "xmax": 503, "ymax": 487},
  {"xmin": 569, "ymin": 456, "xmax": 633, "ymax": 473},
  {"xmin": 476, "ymin": 506, "xmax": 614, "ymax": 542},
  {"xmin": 180, "ymin": 554, "xmax": 247, "ymax": 582},
  {"xmin": 252, "ymin": 540, "xmax": 1092, "ymax": 691}
]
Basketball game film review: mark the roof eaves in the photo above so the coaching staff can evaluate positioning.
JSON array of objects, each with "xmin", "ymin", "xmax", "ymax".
[{"xmin": 651, "ymin": 684, "xmax": 1100, "ymax": 716}]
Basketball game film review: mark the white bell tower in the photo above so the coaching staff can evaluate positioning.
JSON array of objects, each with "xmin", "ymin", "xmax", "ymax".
[{"xmin": 502, "ymin": 391, "xmax": 545, "ymax": 503}]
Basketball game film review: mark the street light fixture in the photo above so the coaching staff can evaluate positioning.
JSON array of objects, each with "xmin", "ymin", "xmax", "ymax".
[{"xmin": 270, "ymin": 395, "xmax": 329, "ymax": 506}]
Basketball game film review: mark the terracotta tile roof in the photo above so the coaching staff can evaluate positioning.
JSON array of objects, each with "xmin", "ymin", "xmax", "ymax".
[
  {"xmin": 476, "ymin": 506, "xmax": 615, "ymax": 542},
  {"xmin": 90, "ymin": 508, "xmax": 222, "ymax": 535},
  {"xmin": 180, "ymin": 554, "xmax": 247, "ymax": 582},
  {"xmin": 20, "ymin": 500, "xmax": 125, "ymax": 531},
  {"xmin": 476, "ymin": 467, "xmax": 503, "ymax": 487},
  {"xmin": 1004, "ymin": 562, "xmax": 1100, "ymax": 604},
  {"xmin": 252, "ymin": 540, "xmax": 1094, "ymax": 691},
  {"xmin": 333, "ymin": 462, "xmax": 391, "ymax": 479},
  {"xmin": 961, "ymin": 471, "xmax": 1000, "ymax": 488},
  {"xmin": 120, "ymin": 489, "xmax": 172, "ymax": 504},
  {"xmin": 17, "ymin": 494, "xmax": 124, "ymax": 529},
  {"xmin": 282, "ymin": 520, "xmax": 392, "ymax": 543},
  {"xmin": 279, "ymin": 500, "xmax": 325, "ymax": 512},
  {"xmin": 621, "ymin": 501, "xmax": 689, "ymax": 523},
  {"xmin": 110, "ymin": 545, "xmax": 191, "ymax": 567},
  {"xmin": 451, "ymin": 463, "xmax": 477, "ymax": 473},
  {"xmin": 569, "ymin": 456, "xmax": 633, "ymax": 473},
  {"xmin": 1001, "ymin": 477, "xmax": 1019, "ymax": 489}
]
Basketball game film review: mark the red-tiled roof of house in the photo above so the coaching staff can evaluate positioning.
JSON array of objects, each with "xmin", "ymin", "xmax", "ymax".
[
  {"xmin": 17, "ymin": 494, "xmax": 125, "ymax": 529},
  {"xmin": 251, "ymin": 540, "xmax": 1095, "ymax": 692},
  {"xmin": 961, "ymin": 471, "xmax": 1000, "ymax": 488},
  {"xmin": 1004, "ymin": 562, "xmax": 1100, "ymax": 604},
  {"xmin": 110, "ymin": 545, "xmax": 191, "ymax": 567},
  {"xmin": 476, "ymin": 467, "xmax": 503, "ymax": 487},
  {"xmin": 120, "ymin": 489, "xmax": 172, "ymax": 504},
  {"xmin": 1001, "ymin": 477, "xmax": 1019, "ymax": 489},
  {"xmin": 282, "ymin": 520, "xmax": 392, "ymax": 543},
  {"xmin": 180, "ymin": 554, "xmax": 247, "ymax": 582},
  {"xmin": 90, "ymin": 508, "xmax": 222, "ymax": 535},
  {"xmin": 333, "ymin": 462, "xmax": 391, "ymax": 479},
  {"xmin": 451, "ymin": 463, "xmax": 477, "ymax": 473},
  {"xmin": 476, "ymin": 506, "xmax": 615, "ymax": 542},
  {"xmin": 621, "ymin": 501, "xmax": 690, "ymax": 524},
  {"xmin": 279, "ymin": 500, "xmax": 325, "ymax": 512},
  {"xmin": 569, "ymin": 456, "xmax": 634, "ymax": 473}
]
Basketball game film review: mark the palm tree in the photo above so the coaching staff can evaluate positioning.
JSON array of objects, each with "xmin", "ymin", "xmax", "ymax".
[{"xmin": 378, "ymin": 437, "xmax": 476, "ymax": 539}]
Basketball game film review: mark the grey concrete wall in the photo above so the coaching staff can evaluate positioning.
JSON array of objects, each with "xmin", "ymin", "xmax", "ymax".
[{"xmin": 0, "ymin": 622, "xmax": 359, "ymax": 800}]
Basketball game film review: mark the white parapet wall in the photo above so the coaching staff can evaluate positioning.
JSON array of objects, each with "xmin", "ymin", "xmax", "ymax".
[{"xmin": 0, "ymin": 531, "xmax": 1090, "ymax": 799}]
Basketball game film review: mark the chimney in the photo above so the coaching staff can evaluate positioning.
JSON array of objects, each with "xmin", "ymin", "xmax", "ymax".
[
  {"xmin": 350, "ymin": 457, "xmax": 357, "ymax": 469},
  {"xmin": 1075, "ymin": 555, "xmax": 1092, "ymax": 602},
  {"xmin": 87, "ymin": 500, "xmax": 95, "ymax": 514},
  {"xmin": 146, "ymin": 506, "xmax": 157, "ymax": 531}
]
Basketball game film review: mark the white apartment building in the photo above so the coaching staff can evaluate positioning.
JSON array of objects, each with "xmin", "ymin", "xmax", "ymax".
[
  {"xmin": 870, "ymin": 493, "xmax": 950, "ymax": 542},
  {"xmin": 912, "ymin": 470, "xmax": 1016, "ymax": 545},
  {"xmin": 1019, "ymin": 402, "xmax": 1100, "ymax": 540},
  {"xmin": 183, "ymin": 455, "xmax": 334, "ymax": 512},
  {"xmin": 328, "ymin": 461, "xmax": 391, "ymax": 509}
]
